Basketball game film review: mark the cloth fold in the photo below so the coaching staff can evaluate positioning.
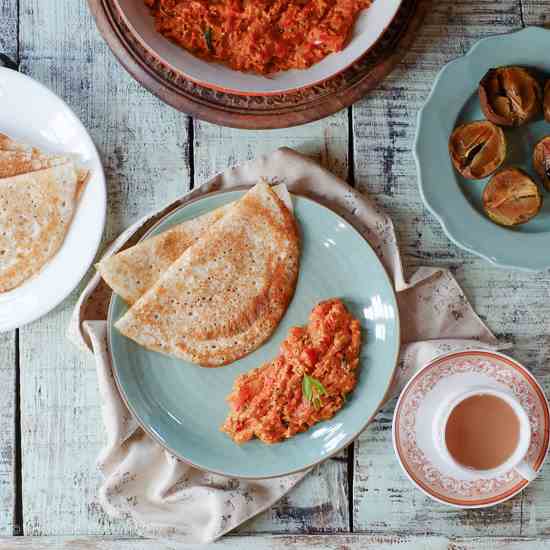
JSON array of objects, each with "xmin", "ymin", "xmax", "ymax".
[{"xmin": 69, "ymin": 148, "xmax": 501, "ymax": 543}]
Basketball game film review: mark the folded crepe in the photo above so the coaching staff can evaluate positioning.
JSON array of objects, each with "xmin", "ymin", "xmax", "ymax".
[
  {"xmin": 115, "ymin": 183, "xmax": 300, "ymax": 367},
  {"xmin": 98, "ymin": 204, "xmax": 233, "ymax": 305},
  {"xmin": 0, "ymin": 150, "xmax": 70, "ymax": 178},
  {"xmin": 0, "ymin": 134, "xmax": 89, "ymax": 192},
  {"xmin": 97, "ymin": 184, "xmax": 293, "ymax": 305},
  {"xmin": 0, "ymin": 132, "xmax": 36, "ymax": 152},
  {"xmin": 0, "ymin": 163, "xmax": 81, "ymax": 292}
]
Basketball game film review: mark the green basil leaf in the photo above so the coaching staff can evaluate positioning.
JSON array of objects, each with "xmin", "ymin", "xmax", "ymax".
[
  {"xmin": 302, "ymin": 374, "xmax": 327, "ymax": 409},
  {"xmin": 310, "ymin": 377, "xmax": 327, "ymax": 396},
  {"xmin": 302, "ymin": 374, "xmax": 313, "ymax": 402}
]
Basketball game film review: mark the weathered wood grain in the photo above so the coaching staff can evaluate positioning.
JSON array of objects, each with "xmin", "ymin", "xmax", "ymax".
[
  {"xmin": 193, "ymin": 117, "xmax": 349, "ymax": 182},
  {"xmin": 3, "ymin": 534, "xmax": 550, "ymax": 549},
  {"xmin": 3, "ymin": 0, "xmax": 549, "ymax": 542},
  {"xmin": 17, "ymin": 0, "xmax": 191, "ymax": 536},
  {"xmin": 0, "ymin": 0, "xmax": 18, "ymax": 537},
  {"xmin": 352, "ymin": 262, "xmax": 550, "ymax": 537},
  {"xmin": 351, "ymin": 0, "xmax": 540, "ymax": 536},
  {"xmin": 521, "ymin": 0, "xmax": 550, "ymax": 26},
  {"xmin": 0, "ymin": 0, "xmax": 18, "ymax": 63},
  {"xmin": 0, "ymin": 331, "xmax": 16, "ymax": 536},
  {"xmin": 193, "ymin": 114, "xmax": 350, "ymax": 534},
  {"xmin": 352, "ymin": 0, "xmax": 523, "ymax": 273},
  {"xmin": 473, "ymin": 270, "xmax": 550, "ymax": 539}
]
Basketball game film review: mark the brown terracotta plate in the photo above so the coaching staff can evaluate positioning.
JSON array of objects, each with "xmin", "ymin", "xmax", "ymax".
[{"xmin": 88, "ymin": 0, "xmax": 429, "ymax": 129}]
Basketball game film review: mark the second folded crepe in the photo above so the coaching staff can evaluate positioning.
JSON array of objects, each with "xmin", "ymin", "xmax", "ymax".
[
  {"xmin": 0, "ymin": 163, "xmax": 81, "ymax": 292},
  {"xmin": 110, "ymin": 183, "xmax": 300, "ymax": 367}
]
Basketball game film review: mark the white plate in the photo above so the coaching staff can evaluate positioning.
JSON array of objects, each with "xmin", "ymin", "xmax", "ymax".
[
  {"xmin": 0, "ymin": 68, "xmax": 106, "ymax": 331},
  {"xmin": 115, "ymin": 0, "xmax": 402, "ymax": 95}
]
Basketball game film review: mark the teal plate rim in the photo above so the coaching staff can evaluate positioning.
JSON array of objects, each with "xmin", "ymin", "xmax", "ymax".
[
  {"xmin": 107, "ymin": 188, "xmax": 401, "ymax": 479},
  {"xmin": 414, "ymin": 26, "xmax": 550, "ymax": 272}
]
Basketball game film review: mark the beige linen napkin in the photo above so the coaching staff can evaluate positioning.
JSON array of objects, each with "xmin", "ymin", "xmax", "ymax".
[{"xmin": 69, "ymin": 148, "xmax": 500, "ymax": 543}]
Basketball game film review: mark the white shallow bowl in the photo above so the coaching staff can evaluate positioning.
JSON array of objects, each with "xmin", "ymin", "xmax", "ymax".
[
  {"xmin": 0, "ymin": 68, "xmax": 106, "ymax": 331},
  {"xmin": 115, "ymin": 0, "xmax": 402, "ymax": 95}
]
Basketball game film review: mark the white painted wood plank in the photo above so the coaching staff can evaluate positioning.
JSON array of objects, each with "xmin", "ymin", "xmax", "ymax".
[
  {"xmin": 18, "ymin": 0, "xmax": 191, "ymax": 536},
  {"xmin": 0, "ymin": 331, "xmax": 16, "ymax": 536},
  {"xmin": 352, "ymin": 0, "xmax": 523, "ymax": 270},
  {"xmin": 194, "ymin": 116, "xmax": 349, "ymax": 182},
  {"xmin": 491, "ymin": 4, "xmax": 550, "ymax": 536},
  {"xmin": 0, "ymin": 0, "xmax": 18, "ymax": 537},
  {"xmin": 0, "ymin": 0, "xmax": 18, "ymax": 62},
  {"xmin": 3, "ymin": 534, "xmax": 550, "ymax": 549},
  {"xmin": 521, "ymin": 0, "xmax": 550, "ymax": 26},
  {"xmin": 353, "ymin": 261, "xmax": 550, "ymax": 536},
  {"xmin": 351, "ymin": 0, "xmax": 530, "ymax": 536},
  {"xmin": 193, "ymin": 115, "xmax": 350, "ymax": 534}
]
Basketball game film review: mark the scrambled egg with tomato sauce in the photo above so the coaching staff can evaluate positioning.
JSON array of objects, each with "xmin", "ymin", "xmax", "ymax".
[
  {"xmin": 222, "ymin": 299, "xmax": 361, "ymax": 444},
  {"xmin": 145, "ymin": 0, "xmax": 372, "ymax": 74}
]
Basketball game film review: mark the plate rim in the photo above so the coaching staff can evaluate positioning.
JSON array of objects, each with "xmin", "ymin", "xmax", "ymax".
[
  {"xmin": 392, "ymin": 349, "xmax": 550, "ymax": 508},
  {"xmin": 0, "ymin": 67, "xmax": 107, "ymax": 331},
  {"xmin": 107, "ymin": 187, "xmax": 401, "ymax": 479},
  {"xmin": 111, "ymin": 0, "xmax": 402, "ymax": 96},
  {"xmin": 414, "ymin": 26, "xmax": 550, "ymax": 272}
]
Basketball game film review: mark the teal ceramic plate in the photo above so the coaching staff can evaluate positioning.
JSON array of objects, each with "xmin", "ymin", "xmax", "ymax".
[
  {"xmin": 415, "ymin": 27, "xmax": 550, "ymax": 271},
  {"xmin": 108, "ymin": 190, "xmax": 400, "ymax": 478}
]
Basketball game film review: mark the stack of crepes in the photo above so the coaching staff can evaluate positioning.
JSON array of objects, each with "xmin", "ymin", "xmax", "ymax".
[
  {"xmin": 97, "ymin": 182, "xmax": 301, "ymax": 366},
  {"xmin": 0, "ymin": 133, "xmax": 88, "ymax": 292}
]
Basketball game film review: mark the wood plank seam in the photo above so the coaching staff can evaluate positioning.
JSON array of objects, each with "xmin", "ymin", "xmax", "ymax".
[
  {"xmin": 13, "ymin": 4, "xmax": 23, "ymax": 535},
  {"xmin": 5, "ymin": 533, "xmax": 550, "ymax": 547},
  {"xmin": 16, "ymin": 0, "xmax": 20, "ymax": 64},
  {"xmin": 347, "ymin": 103, "xmax": 356, "ymax": 534},
  {"xmin": 188, "ymin": 116, "xmax": 195, "ymax": 191},
  {"xmin": 13, "ymin": 330, "xmax": 22, "ymax": 536},
  {"xmin": 12, "ymin": 1, "xmax": 23, "ymax": 534},
  {"xmin": 0, "ymin": 0, "xmax": 20, "ymax": 538},
  {"xmin": 518, "ymin": 0, "xmax": 526, "ymax": 27}
]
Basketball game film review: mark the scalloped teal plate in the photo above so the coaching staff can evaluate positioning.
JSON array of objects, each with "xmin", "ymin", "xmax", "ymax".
[
  {"xmin": 108, "ymin": 190, "xmax": 400, "ymax": 479},
  {"xmin": 415, "ymin": 27, "xmax": 550, "ymax": 271}
]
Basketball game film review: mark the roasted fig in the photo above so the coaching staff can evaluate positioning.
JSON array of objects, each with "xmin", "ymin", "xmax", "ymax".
[
  {"xmin": 483, "ymin": 168, "xmax": 542, "ymax": 226},
  {"xmin": 544, "ymin": 80, "xmax": 550, "ymax": 122},
  {"xmin": 479, "ymin": 66, "xmax": 541, "ymax": 127},
  {"xmin": 533, "ymin": 136, "xmax": 550, "ymax": 190},
  {"xmin": 448, "ymin": 121, "xmax": 506, "ymax": 179}
]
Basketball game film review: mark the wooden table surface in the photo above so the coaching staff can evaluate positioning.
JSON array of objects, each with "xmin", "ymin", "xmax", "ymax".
[{"xmin": 1, "ymin": 1, "xmax": 550, "ymax": 548}]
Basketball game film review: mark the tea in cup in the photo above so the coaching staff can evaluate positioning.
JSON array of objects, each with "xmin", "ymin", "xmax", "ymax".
[{"xmin": 434, "ymin": 387, "xmax": 535, "ymax": 481}]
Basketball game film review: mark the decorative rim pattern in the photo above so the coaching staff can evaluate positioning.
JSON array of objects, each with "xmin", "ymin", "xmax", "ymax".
[
  {"xmin": 88, "ymin": 0, "xmax": 429, "ymax": 128},
  {"xmin": 394, "ymin": 350, "xmax": 550, "ymax": 507}
]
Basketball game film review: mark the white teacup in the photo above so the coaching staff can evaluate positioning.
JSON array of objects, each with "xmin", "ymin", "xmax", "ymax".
[{"xmin": 433, "ymin": 387, "xmax": 536, "ymax": 481}]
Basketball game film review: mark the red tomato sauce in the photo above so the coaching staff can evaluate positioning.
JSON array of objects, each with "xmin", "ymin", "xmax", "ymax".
[
  {"xmin": 222, "ymin": 299, "xmax": 362, "ymax": 444},
  {"xmin": 145, "ymin": 0, "xmax": 373, "ymax": 74}
]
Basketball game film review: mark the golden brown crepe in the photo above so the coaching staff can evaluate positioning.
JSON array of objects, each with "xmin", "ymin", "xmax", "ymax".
[
  {"xmin": 0, "ymin": 133, "xmax": 89, "ymax": 190},
  {"xmin": 97, "ymin": 185, "xmax": 293, "ymax": 305},
  {"xmin": 0, "ymin": 150, "xmax": 70, "ymax": 178},
  {"xmin": 0, "ymin": 132, "xmax": 37, "ymax": 152},
  {"xmin": 0, "ymin": 163, "xmax": 81, "ymax": 292},
  {"xmin": 115, "ymin": 183, "xmax": 300, "ymax": 367},
  {"xmin": 97, "ymin": 204, "xmax": 233, "ymax": 305}
]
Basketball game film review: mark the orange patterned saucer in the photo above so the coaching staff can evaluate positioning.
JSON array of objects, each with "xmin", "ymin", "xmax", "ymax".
[{"xmin": 392, "ymin": 350, "xmax": 550, "ymax": 508}]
